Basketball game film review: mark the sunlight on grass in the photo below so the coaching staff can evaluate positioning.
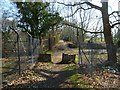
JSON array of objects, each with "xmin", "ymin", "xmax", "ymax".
[
  {"xmin": 63, "ymin": 63, "xmax": 94, "ymax": 88},
  {"xmin": 44, "ymin": 50, "xmax": 53, "ymax": 54},
  {"xmin": 96, "ymin": 53, "xmax": 107, "ymax": 60},
  {"xmin": 0, "ymin": 68, "xmax": 2, "ymax": 73},
  {"xmin": 69, "ymin": 73, "xmax": 94, "ymax": 88},
  {"xmin": 75, "ymin": 53, "xmax": 108, "ymax": 64},
  {"xmin": 2, "ymin": 60, "xmax": 17, "ymax": 73},
  {"xmin": 2, "ymin": 57, "xmax": 29, "ymax": 73},
  {"xmin": 64, "ymin": 64, "xmax": 76, "ymax": 70},
  {"xmin": 75, "ymin": 55, "xmax": 90, "ymax": 64}
]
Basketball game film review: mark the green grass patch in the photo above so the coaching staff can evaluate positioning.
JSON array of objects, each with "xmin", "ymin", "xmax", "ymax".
[
  {"xmin": 75, "ymin": 55, "xmax": 79, "ymax": 63},
  {"xmin": 75, "ymin": 53, "xmax": 107, "ymax": 64},
  {"xmin": 75, "ymin": 54, "xmax": 90, "ymax": 64},
  {"xmin": 69, "ymin": 73, "xmax": 94, "ymax": 88},
  {"xmin": 64, "ymin": 64, "xmax": 76, "ymax": 70},
  {"xmin": 47, "ymin": 61, "xmax": 53, "ymax": 65},
  {"xmin": 44, "ymin": 50, "xmax": 53, "ymax": 54},
  {"xmin": 84, "ymin": 38, "xmax": 105, "ymax": 43},
  {"xmin": 99, "ymin": 53, "xmax": 107, "ymax": 58},
  {"xmin": 2, "ymin": 60, "xmax": 17, "ymax": 73}
]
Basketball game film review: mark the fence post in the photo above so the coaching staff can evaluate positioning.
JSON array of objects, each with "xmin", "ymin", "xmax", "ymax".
[
  {"xmin": 10, "ymin": 27, "xmax": 21, "ymax": 75},
  {"xmin": 27, "ymin": 33, "xmax": 33, "ymax": 64},
  {"xmin": 31, "ymin": 36, "xmax": 33, "ymax": 63}
]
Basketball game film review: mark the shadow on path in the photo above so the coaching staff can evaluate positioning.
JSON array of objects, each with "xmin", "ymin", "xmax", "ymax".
[
  {"xmin": 4, "ymin": 68, "xmax": 78, "ymax": 88},
  {"xmin": 32, "ymin": 68, "xmax": 77, "ymax": 88}
]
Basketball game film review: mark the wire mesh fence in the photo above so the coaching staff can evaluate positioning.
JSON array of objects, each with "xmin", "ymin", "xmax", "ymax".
[
  {"xmin": 2, "ymin": 31, "xmax": 40, "ymax": 77},
  {"xmin": 1, "ymin": 30, "xmax": 59, "ymax": 77}
]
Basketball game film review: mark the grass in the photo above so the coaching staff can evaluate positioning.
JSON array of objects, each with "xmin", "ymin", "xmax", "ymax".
[
  {"xmin": 68, "ymin": 73, "xmax": 94, "ymax": 88},
  {"xmin": 2, "ymin": 56, "xmax": 31, "ymax": 74},
  {"xmin": 75, "ymin": 53, "xmax": 107, "ymax": 64},
  {"xmin": 44, "ymin": 50, "xmax": 53, "ymax": 54},
  {"xmin": 47, "ymin": 61, "xmax": 53, "ymax": 65},
  {"xmin": 75, "ymin": 54, "xmax": 90, "ymax": 64},
  {"xmin": 64, "ymin": 64, "xmax": 76, "ymax": 70},
  {"xmin": 96, "ymin": 53, "xmax": 107, "ymax": 59},
  {"xmin": 63, "ymin": 64, "xmax": 93, "ymax": 88},
  {"xmin": 63, "ymin": 64, "xmax": 94, "ymax": 88},
  {"xmin": 2, "ymin": 59, "xmax": 17, "ymax": 73},
  {"xmin": 84, "ymin": 38, "xmax": 105, "ymax": 43},
  {"xmin": 0, "ymin": 68, "xmax": 2, "ymax": 73}
]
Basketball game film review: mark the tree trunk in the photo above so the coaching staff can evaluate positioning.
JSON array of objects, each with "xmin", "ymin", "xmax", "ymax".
[
  {"xmin": 101, "ymin": 2, "xmax": 117, "ymax": 65},
  {"xmin": 39, "ymin": 36, "xmax": 43, "ymax": 54},
  {"xmin": 48, "ymin": 34, "xmax": 51, "ymax": 50}
]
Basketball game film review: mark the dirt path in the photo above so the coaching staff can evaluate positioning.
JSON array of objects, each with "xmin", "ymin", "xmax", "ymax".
[
  {"xmin": 3, "ymin": 61, "xmax": 120, "ymax": 88},
  {"xmin": 2, "ymin": 40, "xmax": 120, "ymax": 89},
  {"xmin": 2, "ymin": 62, "xmax": 77, "ymax": 88},
  {"xmin": 31, "ymin": 63, "xmax": 77, "ymax": 88}
]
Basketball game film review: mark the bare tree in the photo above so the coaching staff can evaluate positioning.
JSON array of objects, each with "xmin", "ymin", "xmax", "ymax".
[{"xmin": 57, "ymin": 1, "xmax": 120, "ymax": 65}]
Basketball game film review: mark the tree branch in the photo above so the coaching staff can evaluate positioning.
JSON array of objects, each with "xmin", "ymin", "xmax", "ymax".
[
  {"xmin": 84, "ymin": 2, "xmax": 101, "ymax": 11},
  {"xmin": 62, "ymin": 21, "xmax": 103, "ymax": 34},
  {"xmin": 57, "ymin": 2, "xmax": 82, "ymax": 7},
  {"xmin": 109, "ymin": 11, "xmax": 120, "ymax": 16},
  {"xmin": 64, "ymin": 6, "xmax": 92, "ymax": 18},
  {"xmin": 57, "ymin": 2, "xmax": 101, "ymax": 11},
  {"xmin": 111, "ymin": 22, "xmax": 120, "ymax": 28}
]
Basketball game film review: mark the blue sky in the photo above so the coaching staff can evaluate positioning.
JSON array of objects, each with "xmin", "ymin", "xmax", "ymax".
[
  {"xmin": 0, "ymin": 0, "xmax": 119, "ymax": 15},
  {"xmin": 0, "ymin": 0, "xmax": 18, "ymax": 20},
  {"xmin": 0, "ymin": 0, "xmax": 119, "ymax": 17},
  {"xmin": 0, "ymin": 0, "xmax": 119, "ymax": 34}
]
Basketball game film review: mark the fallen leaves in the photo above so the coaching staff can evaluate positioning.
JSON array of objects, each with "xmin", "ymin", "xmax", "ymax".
[
  {"xmin": 92, "ymin": 68, "xmax": 120, "ymax": 88},
  {"xmin": 2, "ymin": 62, "xmax": 120, "ymax": 89},
  {"xmin": 6, "ymin": 70, "xmax": 46, "ymax": 88}
]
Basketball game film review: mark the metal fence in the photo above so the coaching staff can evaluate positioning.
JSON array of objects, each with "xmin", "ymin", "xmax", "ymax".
[
  {"xmin": 2, "ymin": 30, "xmax": 59, "ymax": 77},
  {"xmin": 2, "ymin": 31, "xmax": 40, "ymax": 76}
]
